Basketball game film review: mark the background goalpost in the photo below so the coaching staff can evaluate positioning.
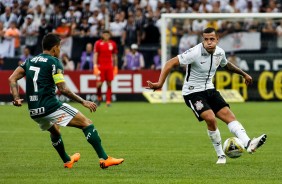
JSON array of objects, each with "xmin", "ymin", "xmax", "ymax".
[{"xmin": 160, "ymin": 13, "xmax": 282, "ymax": 103}]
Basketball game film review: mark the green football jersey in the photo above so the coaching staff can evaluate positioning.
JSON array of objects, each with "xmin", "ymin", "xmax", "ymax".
[{"xmin": 20, "ymin": 53, "xmax": 64, "ymax": 119}]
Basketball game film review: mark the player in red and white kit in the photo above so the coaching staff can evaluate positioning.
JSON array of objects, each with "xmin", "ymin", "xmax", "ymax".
[{"xmin": 93, "ymin": 30, "xmax": 118, "ymax": 106}]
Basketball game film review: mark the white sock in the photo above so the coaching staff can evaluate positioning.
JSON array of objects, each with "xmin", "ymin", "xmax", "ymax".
[
  {"xmin": 207, "ymin": 129, "xmax": 225, "ymax": 157},
  {"xmin": 228, "ymin": 120, "xmax": 250, "ymax": 148}
]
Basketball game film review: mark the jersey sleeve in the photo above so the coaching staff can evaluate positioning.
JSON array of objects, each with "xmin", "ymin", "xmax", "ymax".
[
  {"xmin": 177, "ymin": 48, "xmax": 196, "ymax": 65},
  {"xmin": 94, "ymin": 40, "xmax": 99, "ymax": 53},
  {"xmin": 113, "ymin": 41, "xmax": 118, "ymax": 54},
  {"xmin": 220, "ymin": 50, "xmax": 228, "ymax": 67},
  {"xmin": 19, "ymin": 59, "xmax": 27, "ymax": 71},
  {"xmin": 52, "ymin": 58, "xmax": 65, "ymax": 84}
]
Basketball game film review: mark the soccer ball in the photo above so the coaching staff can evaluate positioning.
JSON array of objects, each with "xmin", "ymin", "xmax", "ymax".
[{"xmin": 223, "ymin": 137, "xmax": 244, "ymax": 158}]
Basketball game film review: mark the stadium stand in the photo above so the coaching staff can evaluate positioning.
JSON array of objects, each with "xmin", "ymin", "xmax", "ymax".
[{"xmin": 0, "ymin": 0, "xmax": 282, "ymax": 70}]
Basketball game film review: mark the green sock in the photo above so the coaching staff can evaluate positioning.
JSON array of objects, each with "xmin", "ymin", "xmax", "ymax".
[
  {"xmin": 50, "ymin": 135, "xmax": 70, "ymax": 163},
  {"xmin": 83, "ymin": 124, "xmax": 108, "ymax": 160}
]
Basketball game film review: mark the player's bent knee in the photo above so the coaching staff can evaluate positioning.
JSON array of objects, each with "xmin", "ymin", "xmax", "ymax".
[
  {"xmin": 201, "ymin": 111, "xmax": 216, "ymax": 123},
  {"xmin": 68, "ymin": 112, "xmax": 92, "ymax": 129}
]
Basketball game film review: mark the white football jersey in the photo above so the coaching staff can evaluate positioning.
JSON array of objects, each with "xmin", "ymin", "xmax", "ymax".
[{"xmin": 177, "ymin": 43, "xmax": 228, "ymax": 95}]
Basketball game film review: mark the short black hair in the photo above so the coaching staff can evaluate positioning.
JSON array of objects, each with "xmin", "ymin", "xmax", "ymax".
[
  {"xmin": 203, "ymin": 27, "xmax": 217, "ymax": 35},
  {"xmin": 42, "ymin": 33, "xmax": 61, "ymax": 51},
  {"xmin": 102, "ymin": 29, "xmax": 110, "ymax": 34}
]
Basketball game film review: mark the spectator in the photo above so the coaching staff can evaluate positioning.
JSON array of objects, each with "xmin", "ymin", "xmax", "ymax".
[
  {"xmin": 89, "ymin": 19, "xmax": 99, "ymax": 37},
  {"xmin": 21, "ymin": 14, "xmax": 39, "ymax": 55},
  {"xmin": 222, "ymin": 0, "xmax": 240, "ymax": 13},
  {"xmin": 178, "ymin": 28, "xmax": 198, "ymax": 54},
  {"xmin": 109, "ymin": 13, "xmax": 125, "ymax": 38},
  {"xmin": 192, "ymin": 19, "xmax": 208, "ymax": 35},
  {"xmin": 122, "ymin": 44, "xmax": 144, "ymax": 70},
  {"xmin": 61, "ymin": 53, "xmax": 75, "ymax": 71},
  {"xmin": 261, "ymin": 19, "xmax": 277, "ymax": 52},
  {"xmin": 12, "ymin": 0, "xmax": 21, "ymax": 18},
  {"xmin": 43, "ymin": 0, "xmax": 54, "ymax": 21},
  {"xmin": 65, "ymin": 6, "xmax": 81, "ymax": 24},
  {"xmin": 78, "ymin": 18, "xmax": 90, "ymax": 37},
  {"xmin": 109, "ymin": 1, "xmax": 120, "ymax": 22},
  {"xmin": 18, "ymin": 47, "xmax": 32, "ymax": 65},
  {"xmin": 141, "ymin": 18, "xmax": 160, "ymax": 45},
  {"xmin": 53, "ymin": 19, "xmax": 71, "ymax": 38},
  {"xmin": 31, "ymin": 4, "xmax": 44, "ymax": 27},
  {"xmin": 266, "ymin": 0, "xmax": 279, "ymax": 13},
  {"xmin": 135, "ymin": 8, "xmax": 146, "ymax": 33},
  {"xmin": 17, "ymin": 1, "xmax": 28, "ymax": 28},
  {"xmin": 88, "ymin": 7, "xmax": 103, "ymax": 26},
  {"xmin": 49, "ymin": 5, "xmax": 63, "ymax": 29},
  {"xmin": 227, "ymin": 52, "xmax": 241, "ymax": 67},
  {"xmin": 276, "ymin": 20, "xmax": 282, "ymax": 51},
  {"xmin": 53, "ymin": 19, "xmax": 73, "ymax": 58},
  {"xmin": 166, "ymin": 20, "xmax": 179, "ymax": 56},
  {"xmin": 37, "ymin": 18, "xmax": 53, "ymax": 54},
  {"xmin": 77, "ymin": 43, "xmax": 94, "ymax": 70},
  {"xmin": 0, "ymin": 6, "xmax": 17, "ymax": 29},
  {"xmin": 28, "ymin": 0, "xmax": 45, "ymax": 10},
  {"xmin": 122, "ymin": 15, "xmax": 140, "ymax": 47},
  {"xmin": 242, "ymin": 1, "xmax": 259, "ymax": 13},
  {"xmin": 151, "ymin": 48, "xmax": 162, "ymax": 70},
  {"xmin": 81, "ymin": 1, "xmax": 92, "ymax": 20},
  {"xmin": 0, "ymin": 55, "xmax": 4, "ymax": 70},
  {"xmin": 0, "ymin": 21, "xmax": 5, "ymax": 43},
  {"xmin": 198, "ymin": 0, "xmax": 213, "ymax": 13},
  {"xmin": 4, "ymin": 21, "xmax": 21, "ymax": 56}
]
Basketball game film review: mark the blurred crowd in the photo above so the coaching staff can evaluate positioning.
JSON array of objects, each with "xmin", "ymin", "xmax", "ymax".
[{"xmin": 0, "ymin": 0, "xmax": 282, "ymax": 70}]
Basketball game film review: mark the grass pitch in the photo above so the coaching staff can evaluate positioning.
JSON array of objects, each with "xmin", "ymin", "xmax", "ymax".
[{"xmin": 0, "ymin": 102, "xmax": 281, "ymax": 184}]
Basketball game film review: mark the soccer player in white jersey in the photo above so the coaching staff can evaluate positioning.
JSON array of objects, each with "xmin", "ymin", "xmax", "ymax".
[{"xmin": 147, "ymin": 27, "xmax": 267, "ymax": 164}]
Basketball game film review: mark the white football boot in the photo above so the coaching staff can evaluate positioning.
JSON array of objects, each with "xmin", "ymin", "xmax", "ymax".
[
  {"xmin": 216, "ymin": 155, "xmax": 226, "ymax": 164},
  {"xmin": 247, "ymin": 134, "xmax": 267, "ymax": 154}
]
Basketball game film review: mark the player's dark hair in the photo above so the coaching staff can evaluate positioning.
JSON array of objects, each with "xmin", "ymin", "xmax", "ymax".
[
  {"xmin": 202, "ymin": 27, "xmax": 217, "ymax": 35},
  {"xmin": 42, "ymin": 33, "xmax": 61, "ymax": 51}
]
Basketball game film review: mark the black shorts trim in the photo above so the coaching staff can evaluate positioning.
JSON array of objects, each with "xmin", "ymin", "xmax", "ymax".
[{"xmin": 183, "ymin": 89, "xmax": 229, "ymax": 121}]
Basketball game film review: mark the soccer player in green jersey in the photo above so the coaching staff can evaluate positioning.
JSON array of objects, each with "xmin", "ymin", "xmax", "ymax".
[{"xmin": 8, "ymin": 33, "xmax": 124, "ymax": 169}]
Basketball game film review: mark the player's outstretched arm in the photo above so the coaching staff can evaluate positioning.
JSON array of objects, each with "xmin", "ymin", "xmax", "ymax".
[
  {"xmin": 224, "ymin": 62, "xmax": 253, "ymax": 85},
  {"xmin": 56, "ymin": 82, "xmax": 97, "ymax": 112},
  {"xmin": 147, "ymin": 57, "xmax": 180, "ymax": 90},
  {"xmin": 8, "ymin": 67, "xmax": 25, "ymax": 106}
]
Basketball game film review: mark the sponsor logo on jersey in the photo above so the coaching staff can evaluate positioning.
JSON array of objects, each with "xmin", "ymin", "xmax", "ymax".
[
  {"xmin": 29, "ymin": 95, "xmax": 38, "ymax": 101},
  {"xmin": 30, "ymin": 107, "xmax": 45, "ymax": 116},
  {"xmin": 194, "ymin": 100, "xmax": 204, "ymax": 111},
  {"xmin": 188, "ymin": 86, "xmax": 194, "ymax": 90},
  {"xmin": 31, "ymin": 56, "xmax": 48, "ymax": 63},
  {"xmin": 200, "ymin": 60, "xmax": 207, "ymax": 64}
]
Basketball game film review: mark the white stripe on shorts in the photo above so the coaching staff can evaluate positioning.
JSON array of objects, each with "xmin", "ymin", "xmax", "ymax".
[
  {"xmin": 189, "ymin": 100, "xmax": 199, "ymax": 117},
  {"xmin": 58, "ymin": 105, "xmax": 77, "ymax": 117}
]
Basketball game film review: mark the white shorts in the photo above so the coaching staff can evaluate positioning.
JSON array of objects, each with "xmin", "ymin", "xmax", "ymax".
[{"xmin": 33, "ymin": 103, "xmax": 79, "ymax": 131}]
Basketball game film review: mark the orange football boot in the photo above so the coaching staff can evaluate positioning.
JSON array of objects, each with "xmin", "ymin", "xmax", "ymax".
[
  {"xmin": 99, "ymin": 156, "xmax": 124, "ymax": 169},
  {"xmin": 64, "ymin": 153, "xmax": 81, "ymax": 168}
]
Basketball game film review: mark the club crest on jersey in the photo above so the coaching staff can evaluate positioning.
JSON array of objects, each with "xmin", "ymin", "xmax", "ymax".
[
  {"xmin": 194, "ymin": 100, "xmax": 204, "ymax": 111},
  {"xmin": 214, "ymin": 55, "xmax": 222, "ymax": 66},
  {"xmin": 109, "ymin": 44, "xmax": 113, "ymax": 50}
]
